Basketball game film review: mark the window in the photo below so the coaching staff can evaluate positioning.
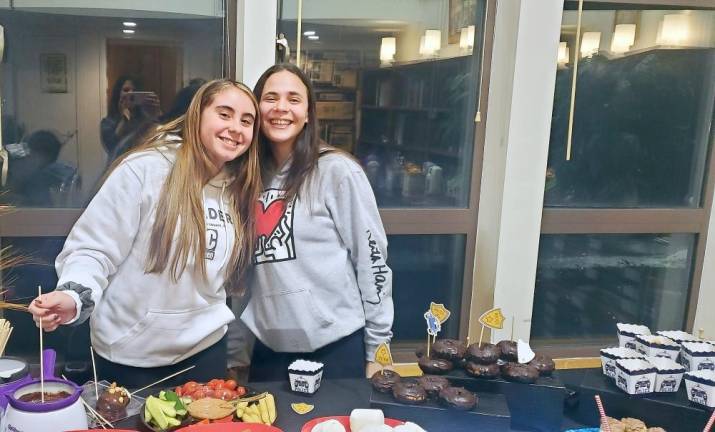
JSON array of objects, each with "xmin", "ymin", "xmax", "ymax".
[
  {"xmin": 533, "ymin": 0, "xmax": 715, "ymax": 355},
  {"xmin": 0, "ymin": 2, "xmax": 234, "ymax": 364},
  {"xmin": 278, "ymin": 0, "xmax": 494, "ymax": 358}
]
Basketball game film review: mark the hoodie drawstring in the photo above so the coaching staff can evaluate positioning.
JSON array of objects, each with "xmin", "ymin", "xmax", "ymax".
[{"xmin": 218, "ymin": 181, "xmax": 230, "ymax": 269}]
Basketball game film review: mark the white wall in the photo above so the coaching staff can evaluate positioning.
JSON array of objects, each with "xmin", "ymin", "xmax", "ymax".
[
  {"xmin": 471, "ymin": 0, "xmax": 564, "ymax": 343},
  {"xmin": 236, "ymin": 0, "xmax": 277, "ymax": 88}
]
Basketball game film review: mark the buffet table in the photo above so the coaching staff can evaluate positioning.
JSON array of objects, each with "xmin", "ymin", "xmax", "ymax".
[{"xmin": 114, "ymin": 378, "xmax": 584, "ymax": 432}]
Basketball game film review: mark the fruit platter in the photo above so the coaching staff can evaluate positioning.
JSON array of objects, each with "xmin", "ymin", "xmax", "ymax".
[{"xmin": 141, "ymin": 378, "xmax": 278, "ymax": 431}]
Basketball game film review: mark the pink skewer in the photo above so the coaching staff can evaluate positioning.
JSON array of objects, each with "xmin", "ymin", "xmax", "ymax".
[
  {"xmin": 595, "ymin": 395, "xmax": 611, "ymax": 432},
  {"xmin": 703, "ymin": 409, "xmax": 715, "ymax": 432}
]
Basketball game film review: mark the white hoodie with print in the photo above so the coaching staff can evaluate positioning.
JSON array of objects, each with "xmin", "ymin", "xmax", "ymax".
[{"xmin": 57, "ymin": 143, "xmax": 236, "ymax": 367}]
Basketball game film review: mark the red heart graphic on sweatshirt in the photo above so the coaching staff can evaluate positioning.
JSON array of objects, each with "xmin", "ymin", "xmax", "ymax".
[{"xmin": 255, "ymin": 199, "xmax": 286, "ymax": 238}]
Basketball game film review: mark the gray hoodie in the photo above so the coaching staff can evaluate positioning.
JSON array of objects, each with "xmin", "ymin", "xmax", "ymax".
[
  {"xmin": 241, "ymin": 152, "xmax": 394, "ymax": 361},
  {"xmin": 58, "ymin": 143, "xmax": 236, "ymax": 367}
]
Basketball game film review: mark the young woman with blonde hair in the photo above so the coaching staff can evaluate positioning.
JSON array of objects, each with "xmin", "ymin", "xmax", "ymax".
[{"xmin": 29, "ymin": 79, "xmax": 261, "ymax": 386}]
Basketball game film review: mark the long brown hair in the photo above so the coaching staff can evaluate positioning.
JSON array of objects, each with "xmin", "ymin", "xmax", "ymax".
[
  {"xmin": 253, "ymin": 63, "xmax": 321, "ymax": 201},
  {"xmin": 108, "ymin": 79, "xmax": 261, "ymax": 292}
]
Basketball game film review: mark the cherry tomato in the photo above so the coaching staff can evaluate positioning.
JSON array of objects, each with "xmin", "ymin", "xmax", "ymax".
[
  {"xmin": 207, "ymin": 379, "xmax": 223, "ymax": 389},
  {"xmin": 236, "ymin": 386, "xmax": 247, "ymax": 397},
  {"xmin": 224, "ymin": 379, "xmax": 237, "ymax": 390},
  {"xmin": 192, "ymin": 389, "xmax": 207, "ymax": 399},
  {"xmin": 215, "ymin": 388, "xmax": 236, "ymax": 401},
  {"xmin": 174, "ymin": 386, "xmax": 183, "ymax": 396},
  {"xmin": 183, "ymin": 381, "xmax": 199, "ymax": 394}
]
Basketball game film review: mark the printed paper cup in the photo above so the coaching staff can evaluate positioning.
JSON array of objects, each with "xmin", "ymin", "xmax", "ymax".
[
  {"xmin": 288, "ymin": 359, "xmax": 324, "ymax": 395},
  {"xmin": 684, "ymin": 370, "xmax": 715, "ymax": 408},
  {"xmin": 615, "ymin": 359, "xmax": 656, "ymax": 395},
  {"xmin": 617, "ymin": 323, "xmax": 651, "ymax": 350},
  {"xmin": 600, "ymin": 347, "xmax": 643, "ymax": 379},
  {"xmin": 635, "ymin": 334, "xmax": 680, "ymax": 361},
  {"xmin": 646, "ymin": 356, "xmax": 685, "ymax": 393},
  {"xmin": 681, "ymin": 341, "xmax": 715, "ymax": 372}
]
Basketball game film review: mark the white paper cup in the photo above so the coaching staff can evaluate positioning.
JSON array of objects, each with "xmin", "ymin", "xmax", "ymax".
[
  {"xmin": 288, "ymin": 359, "xmax": 324, "ymax": 395},
  {"xmin": 635, "ymin": 334, "xmax": 680, "ymax": 361},
  {"xmin": 646, "ymin": 356, "xmax": 686, "ymax": 393},
  {"xmin": 617, "ymin": 323, "xmax": 651, "ymax": 350},
  {"xmin": 615, "ymin": 359, "xmax": 656, "ymax": 395},
  {"xmin": 684, "ymin": 370, "xmax": 715, "ymax": 408},
  {"xmin": 600, "ymin": 347, "xmax": 643, "ymax": 379},
  {"xmin": 681, "ymin": 341, "xmax": 715, "ymax": 372}
]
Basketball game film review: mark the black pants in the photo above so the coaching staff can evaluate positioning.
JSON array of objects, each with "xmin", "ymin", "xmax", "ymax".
[
  {"xmin": 95, "ymin": 336, "xmax": 227, "ymax": 391},
  {"xmin": 249, "ymin": 328, "xmax": 366, "ymax": 382}
]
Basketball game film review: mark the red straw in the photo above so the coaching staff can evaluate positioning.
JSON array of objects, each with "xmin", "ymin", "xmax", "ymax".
[
  {"xmin": 704, "ymin": 409, "xmax": 715, "ymax": 432},
  {"xmin": 595, "ymin": 395, "xmax": 611, "ymax": 432}
]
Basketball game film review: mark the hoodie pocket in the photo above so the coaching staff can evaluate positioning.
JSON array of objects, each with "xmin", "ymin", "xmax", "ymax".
[
  {"xmin": 260, "ymin": 288, "xmax": 334, "ymax": 329},
  {"xmin": 109, "ymin": 303, "xmax": 233, "ymax": 365}
]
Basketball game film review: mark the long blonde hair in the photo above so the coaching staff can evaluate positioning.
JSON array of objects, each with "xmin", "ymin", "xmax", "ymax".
[{"xmin": 108, "ymin": 79, "xmax": 261, "ymax": 292}]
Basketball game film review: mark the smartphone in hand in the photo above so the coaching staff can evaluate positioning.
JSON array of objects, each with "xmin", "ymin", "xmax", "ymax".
[{"xmin": 126, "ymin": 91, "xmax": 154, "ymax": 106}]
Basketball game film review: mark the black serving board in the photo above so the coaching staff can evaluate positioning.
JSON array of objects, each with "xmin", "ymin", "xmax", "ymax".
[
  {"xmin": 573, "ymin": 368, "xmax": 713, "ymax": 431},
  {"xmin": 369, "ymin": 388, "xmax": 510, "ymax": 432},
  {"xmin": 443, "ymin": 368, "xmax": 568, "ymax": 432}
]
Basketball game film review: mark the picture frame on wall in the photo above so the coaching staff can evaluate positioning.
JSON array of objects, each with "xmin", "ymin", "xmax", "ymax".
[
  {"xmin": 448, "ymin": 0, "xmax": 477, "ymax": 44},
  {"xmin": 40, "ymin": 53, "xmax": 68, "ymax": 93}
]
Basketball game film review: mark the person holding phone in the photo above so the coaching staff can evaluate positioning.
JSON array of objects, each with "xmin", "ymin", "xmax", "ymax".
[
  {"xmin": 100, "ymin": 76, "xmax": 162, "ymax": 164},
  {"xmin": 238, "ymin": 64, "xmax": 394, "ymax": 380},
  {"xmin": 29, "ymin": 79, "xmax": 262, "ymax": 386}
]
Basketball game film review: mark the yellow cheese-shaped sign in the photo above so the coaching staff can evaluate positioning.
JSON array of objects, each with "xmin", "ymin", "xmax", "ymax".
[
  {"xmin": 374, "ymin": 342, "xmax": 393, "ymax": 367},
  {"xmin": 429, "ymin": 302, "xmax": 451, "ymax": 324},
  {"xmin": 479, "ymin": 308, "xmax": 506, "ymax": 330},
  {"xmin": 291, "ymin": 402, "xmax": 315, "ymax": 415}
]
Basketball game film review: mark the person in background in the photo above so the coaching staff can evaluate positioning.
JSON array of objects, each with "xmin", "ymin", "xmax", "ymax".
[
  {"xmin": 159, "ymin": 78, "xmax": 208, "ymax": 123},
  {"xmin": 238, "ymin": 63, "xmax": 394, "ymax": 380},
  {"xmin": 100, "ymin": 75, "xmax": 161, "ymax": 163},
  {"xmin": 28, "ymin": 79, "xmax": 262, "ymax": 387}
]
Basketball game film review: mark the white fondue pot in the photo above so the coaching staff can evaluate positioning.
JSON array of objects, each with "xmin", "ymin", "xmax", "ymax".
[{"xmin": 0, "ymin": 349, "xmax": 87, "ymax": 432}]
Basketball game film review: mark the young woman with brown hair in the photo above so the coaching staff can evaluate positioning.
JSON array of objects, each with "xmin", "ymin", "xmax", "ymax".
[
  {"xmin": 239, "ymin": 64, "xmax": 394, "ymax": 380},
  {"xmin": 29, "ymin": 79, "xmax": 262, "ymax": 386}
]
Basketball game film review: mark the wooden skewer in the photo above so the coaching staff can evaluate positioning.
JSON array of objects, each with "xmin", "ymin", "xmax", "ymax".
[
  {"xmin": 130, "ymin": 365, "xmax": 196, "ymax": 396},
  {"xmin": 90, "ymin": 346, "xmax": 99, "ymax": 400},
  {"xmin": 38, "ymin": 286, "xmax": 44, "ymax": 404}
]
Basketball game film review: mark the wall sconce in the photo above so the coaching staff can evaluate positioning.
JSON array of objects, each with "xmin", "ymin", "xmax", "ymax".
[
  {"xmin": 459, "ymin": 25, "xmax": 476, "ymax": 50},
  {"xmin": 380, "ymin": 37, "xmax": 396, "ymax": 65},
  {"xmin": 657, "ymin": 14, "xmax": 689, "ymax": 46},
  {"xmin": 423, "ymin": 29, "xmax": 441, "ymax": 56},
  {"xmin": 580, "ymin": 32, "xmax": 601, "ymax": 57},
  {"xmin": 610, "ymin": 24, "xmax": 636, "ymax": 53},
  {"xmin": 558, "ymin": 41, "xmax": 569, "ymax": 66}
]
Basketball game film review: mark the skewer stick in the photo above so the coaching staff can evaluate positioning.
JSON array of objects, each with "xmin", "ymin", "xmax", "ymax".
[
  {"xmin": 595, "ymin": 395, "xmax": 611, "ymax": 432},
  {"xmin": 90, "ymin": 346, "xmax": 99, "ymax": 399},
  {"xmin": 426, "ymin": 334, "xmax": 431, "ymax": 358},
  {"xmin": 38, "ymin": 286, "xmax": 44, "ymax": 404},
  {"xmin": 130, "ymin": 365, "xmax": 196, "ymax": 396},
  {"xmin": 510, "ymin": 315, "xmax": 515, "ymax": 342},
  {"xmin": 704, "ymin": 409, "xmax": 715, "ymax": 432},
  {"xmin": 479, "ymin": 325, "xmax": 485, "ymax": 348}
]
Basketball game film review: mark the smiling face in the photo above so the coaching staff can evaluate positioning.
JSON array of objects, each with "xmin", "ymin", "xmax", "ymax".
[
  {"xmin": 258, "ymin": 70, "xmax": 310, "ymax": 151},
  {"xmin": 199, "ymin": 87, "xmax": 256, "ymax": 173}
]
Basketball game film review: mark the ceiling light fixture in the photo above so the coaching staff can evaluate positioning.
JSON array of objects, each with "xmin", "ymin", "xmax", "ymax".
[
  {"xmin": 123, "ymin": 22, "xmax": 137, "ymax": 27},
  {"xmin": 123, "ymin": 29, "xmax": 135, "ymax": 34}
]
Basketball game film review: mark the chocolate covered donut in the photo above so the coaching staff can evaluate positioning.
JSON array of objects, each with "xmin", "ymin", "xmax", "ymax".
[
  {"xmin": 370, "ymin": 369, "xmax": 402, "ymax": 393},
  {"xmin": 418, "ymin": 356, "xmax": 453, "ymax": 375},
  {"xmin": 96, "ymin": 382, "xmax": 130, "ymax": 422},
  {"xmin": 466, "ymin": 342, "xmax": 500, "ymax": 364},
  {"xmin": 501, "ymin": 362, "xmax": 539, "ymax": 384},
  {"xmin": 392, "ymin": 379, "xmax": 427, "ymax": 405},
  {"xmin": 432, "ymin": 339, "xmax": 467, "ymax": 361},
  {"xmin": 439, "ymin": 386, "xmax": 477, "ymax": 410},
  {"xmin": 497, "ymin": 340, "xmax": 518, "ymax": 362},
  {"xmin": 464, "ymin": 361, "xmax": 500, "ymax": 379},
  {"xmin": 418, "ymin": 375, "xmax": 450, "ymax": 399},
  {"xmin": 529, "ymin": 353, "xmax": 555, "ymax": 376},
  {"xmin": 415, "ymin": 345, "xmax": 427, "ymax": 359}
]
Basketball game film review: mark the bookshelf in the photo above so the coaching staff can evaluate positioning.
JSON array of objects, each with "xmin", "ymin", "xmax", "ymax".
[{"xmin": 356, "ymin": 55, "xmax": 474, "ymax": 206}]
